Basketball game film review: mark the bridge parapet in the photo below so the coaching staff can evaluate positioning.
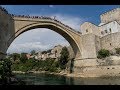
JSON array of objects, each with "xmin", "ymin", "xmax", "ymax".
[
  {"xmin": 0, "ymin": 6, "xmax": 9, "ymax": 15},
  {"xmin": 11, "ymin": 14, "xmax": 81, "ymax": 35}
]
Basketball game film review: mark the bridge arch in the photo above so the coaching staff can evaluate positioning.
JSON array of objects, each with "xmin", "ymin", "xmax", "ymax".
[{"xmin": 7, "ymin": 19, "xmax": 81, "ymax": 58}]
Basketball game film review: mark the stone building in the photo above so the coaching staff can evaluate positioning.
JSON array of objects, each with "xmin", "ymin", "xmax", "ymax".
[
  {"xmin": 36, "ymin": 45, "xmax": 75, "ymax": 60},
  {"xmin": 80, "ymin": 8, "xmax": 120, "ymax": 58},
  {"xmin": 81, "ymin": 8, "xmax": 120, "ymax": 37},
  {"xmin": 72, "ymin": 7, "xmax": 120, "ymax": 77}
]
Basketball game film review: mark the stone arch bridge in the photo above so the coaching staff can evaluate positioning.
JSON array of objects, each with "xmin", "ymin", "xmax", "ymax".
[
  {"xmin": 0, "ymin": 7, "xmax": 98, "ymax": 73},
  {"xmin": 0, "ymin": 7, "xmax": 84, "ymax": 60}
]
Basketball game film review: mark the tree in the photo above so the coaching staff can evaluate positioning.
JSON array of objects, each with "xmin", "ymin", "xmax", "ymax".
[
  {"xmin": 97, "ymin": 49, "xmax": 110, "ymax": 59},
  {"xmin": 59, "ymin": 47, "xmax": 69, "ymax": 69},
  {"xmin": 41, "ymin": 51, "xmax": 47, "ymax": 54},
  {"xmin": 30, "ymin": 50, "xmax": 36, "ymax": 55},
  {"xmin": 20, "ymin": 53, "xmax": 28, "ymax": 63},
  {"xmin": 0, "ymin": 59, "xmax": 12, "ymax": 84},
  {"xmin": 12, "ymin": 53, "xmax": 20, "ymax": 61}
]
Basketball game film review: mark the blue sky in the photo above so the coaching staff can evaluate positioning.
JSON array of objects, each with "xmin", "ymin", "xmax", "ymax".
[{"xmin": 1, "ymin": 5, "xmax": 119, "ymax": 53}]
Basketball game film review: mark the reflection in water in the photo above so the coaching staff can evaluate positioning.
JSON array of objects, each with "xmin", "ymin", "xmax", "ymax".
[{"xmin": 15, "ymin": 73, "xmax": 120, "ymax": 85}]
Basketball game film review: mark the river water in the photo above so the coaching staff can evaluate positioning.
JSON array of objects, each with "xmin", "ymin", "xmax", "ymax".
[{"xmin": 15, "ymin": 73, "xmax": 120, "ymax": 85}]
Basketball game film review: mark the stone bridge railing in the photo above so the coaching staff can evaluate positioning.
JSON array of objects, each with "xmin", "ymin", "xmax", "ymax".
[
  {"xmin": 11, "ymin": 14, "xmax": 81, "ymax": 35},
  {"xmin": 0, "ymin": 6, "xmax": 81, "ymax": 35},
  {"xmin": 0, "ymin": 6, "xmax": 9, "ymax": 14}
]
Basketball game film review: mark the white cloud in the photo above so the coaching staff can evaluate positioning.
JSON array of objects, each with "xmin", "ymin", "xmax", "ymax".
[
  {"xmin": 49, "ymin": 5, "xmax": 54, "ymax": 8},
  {"xmin": 7, "ymin": 13, "xmax": 86, "ymax": 53},
  {"xmin": 49, "ymin": 14, "xmax": 85, "ymax": 31},
  {"xmin": 7, "ymin": 42, "xmax": 52, "ymax": 53}
]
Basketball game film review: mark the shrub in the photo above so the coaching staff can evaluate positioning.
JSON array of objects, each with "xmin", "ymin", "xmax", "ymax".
[
  {"xmin": 59, "ymin": 47, "xmax": 69, "ymax": 69},
  {"xmin": 0, "ymin": 59, "xmax": 12, "ymax": 84},
  {"xmin": 115, "ymin": 48, "xmax": 120, "ymax": 55},
  {"xmin": 97, "ymin": 49, "xmax": 110, "ymax": 59}
]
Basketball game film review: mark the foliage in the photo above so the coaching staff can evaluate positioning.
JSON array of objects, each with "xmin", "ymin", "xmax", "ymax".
[
  {"xmin": 59, "ymin": 47, "xmax": 69, "ymax": 69},
  {"xmin": 12, "ymin": 58, "xmax": 60, "ymax": 73},
  {"xmin": 20, "ymin": 53, "xmax": 28, "ymax": 63},
  {"xmin": 41, "ymin": 51, "xmax": 47, "ymax": 54},
  {"xmin": 46, "ymin": 49, "xmax": 52, "ymax": 53},
  {"xmin": 9, "ymin": 53, "xmax": 20, "ymax": 61},
  {"xmin": 115, "ymin": 48, "xmax": 120, "ymax": 55},
  {"xmin": 11, "ymin": 47, "xmax": 70, "ymax": 73},
  {"xmin": 0, "ymin": 59, "xmax": 12, "ymax": 84},
  {"xmin": 97, "ymin": 49, "xmax": 110, "ymax": 59},
  {"xmin": 30, "ymin": 50, "xmax": 36, "ymax": 55}
]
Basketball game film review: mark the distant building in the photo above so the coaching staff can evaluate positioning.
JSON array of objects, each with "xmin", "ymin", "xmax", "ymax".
[
  {"xmin": 81, "ymin": 8, "xmax": 120, "ymax": 37},
  {"xmin": 35, "ymin": 45, "xmax": 75, "ymax": 61}
]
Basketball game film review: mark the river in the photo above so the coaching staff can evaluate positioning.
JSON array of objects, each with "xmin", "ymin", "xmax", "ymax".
[{"xmin": 14, "ymin": 73, "xmax": 120, "ymax": 85}]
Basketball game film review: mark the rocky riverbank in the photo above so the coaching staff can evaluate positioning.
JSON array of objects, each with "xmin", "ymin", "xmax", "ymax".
[
  {"xmin": 12, "ymin": 70, "xmax": 75, "ymax": 78},
  {"xmin": 12, "ymin": 70, "xmax": 88, "ymax": 78}
]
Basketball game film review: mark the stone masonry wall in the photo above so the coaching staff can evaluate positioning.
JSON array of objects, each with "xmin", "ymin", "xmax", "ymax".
[
  {"xmin": 0, "ymin": 8, "xmax": 14, "ymax": 59},
  {"xmin": 100, "ymin": 32, "xmax": 120, "ymax": 54},
  {"xmin": 80, "ymin": 22, "xmax": 101, "ymax": 36},
  {"xmin": 81, "ymin": 34, "xmax": 100, "ymax": 59},
  {"xmin": 100, "ymin": 8, "xmax": 120, "ymax": 24}
]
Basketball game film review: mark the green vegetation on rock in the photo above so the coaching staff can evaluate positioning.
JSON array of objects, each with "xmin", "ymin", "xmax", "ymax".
[{"xmin": 97, "ymin": 49, "xmax": 110, "ymax": 59}]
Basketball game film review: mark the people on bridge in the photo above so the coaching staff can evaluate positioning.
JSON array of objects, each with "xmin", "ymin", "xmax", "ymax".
[{"xmin": 0, "ymin": 6, "xmax": 9, "ymax": 14}]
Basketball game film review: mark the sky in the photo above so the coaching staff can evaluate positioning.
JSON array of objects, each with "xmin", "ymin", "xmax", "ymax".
[{"xmin": 1, "ymin": 5, "xmax": 120, "ymax": 54}]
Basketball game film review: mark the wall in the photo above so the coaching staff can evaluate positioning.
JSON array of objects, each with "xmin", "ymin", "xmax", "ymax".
[
  {"xmin": 99, "ymin": 21, "xmax": 120, "ymax": 37},
  {"xmin": 80, "ymin": 22, "xmax": 101, "ymax": 36},
  {"xmin": 78, "ymin": 65, "xmax": 120, "ymax": 77},
  {"xmin": 100, "ymin": 8, "xmax": 120, "ymax": 24},
  {"xmin": 100, "ymin": 32, "xmax": 120, "ymax": 53},
  {"xmin": 81, "ymin": 34, "xmax": 100, "ymax": 59},
  {"xmin": 0, "ymin": 8, "xmax": 14, "ymax": 59}
]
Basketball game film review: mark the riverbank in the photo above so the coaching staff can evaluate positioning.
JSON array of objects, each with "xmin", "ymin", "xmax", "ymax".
[
  {"xmin": 13, "ymin": 70, "xmax": 120, "ymax": 78},
  {"xmin": 12, "ymin": 70, "xmax": 68, "ymax": 76},
  {"xmin": 12, "ymin": 70, "xmax": 86, "ymax": 78},
  {"xmin": 12, "ymin": 70, "xmax": 96, "ymax": 78}
]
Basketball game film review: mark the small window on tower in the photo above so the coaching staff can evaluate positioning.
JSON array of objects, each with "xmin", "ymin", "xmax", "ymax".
[
  {"xmin": 105, "ymin": 30, "xmax": 107, "ymax": 33},
  {"xmin": 86, "ymin": 29, "xmax": 88, "ymax": 33},
  {"xmin": 101, "ymin": 31, "xmax": 104, "ymax": 35},
  {"xmin": 110, "ymin": 43, "xmax": 112, "ymax": 46},
  {"xmin": 109, "ymin": 28, "xmax": 111, "ymax": 32}
]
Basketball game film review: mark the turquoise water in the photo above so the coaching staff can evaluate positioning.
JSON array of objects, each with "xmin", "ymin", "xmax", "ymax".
[{"xmin": 15, "ymin": 73, "xmax": 120, "ymax": 85}]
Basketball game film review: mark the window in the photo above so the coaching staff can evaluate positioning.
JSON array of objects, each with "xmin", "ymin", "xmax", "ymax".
[
  {"xmin": 109, "ymin": 28, "xmax": 111, "ymax": 32},
  {"xmin": 112, "ymin": 67, "xmax": 115, "ymax": 69},
  {"xmin": 86, "ymin": 29, "xmax": 88, "ymax": 33},
  {"xmin": 101, "ymin": 31, "xmax": 104, "ymax": 35},
  {"xmin": 110, "ymin": 43, "xmax": 112, "ymax": 46},
  {"xmin": 105, "ymin": 30, "xmax": 107, "ymax": 33}
]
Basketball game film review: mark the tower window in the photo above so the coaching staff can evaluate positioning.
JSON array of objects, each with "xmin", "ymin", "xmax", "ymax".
[
  {"xmin": 109, "ymin": 28, "xmax": 111, "ymax": 32},
  {"xmin": 86, "ymin": 29, "xmax": 88, "ymax": 32},
  {"xmin": 110, "ymin": 43, "xmax": 112, "ymax": 46},
  {"xmin": 105, "ymin": 30, "xmax": 107, "ymax": 33},
  {"xmin": 101, "ymin": 31, "xmax": 104, "ymax": 35}
]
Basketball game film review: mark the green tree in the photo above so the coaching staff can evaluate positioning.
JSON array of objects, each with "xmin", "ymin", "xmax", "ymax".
[
  {"xmin": 0, "ymin": 59, "xmax": 12, "ymax": 84},
  {"xmin": 97, "ymin": 49, "xmax": 110, "ymax": 59},
  {"xmin": 20, "ymin": 53, "xmax": 28, "ymax": 63},
  {"xmin": 41, "ymin": 51, "xmax": 47, "ymax": 54},
  {"xmin": 12, "ymin": 53, "xmax": 20, "ymax": 61},
  {"xmin": 30, "ymin": 50, "xmax": 36, "ymax": 55},
  {"xmin": 59, "ymin": 47, "xmax": 69, "ymax": 69}
]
